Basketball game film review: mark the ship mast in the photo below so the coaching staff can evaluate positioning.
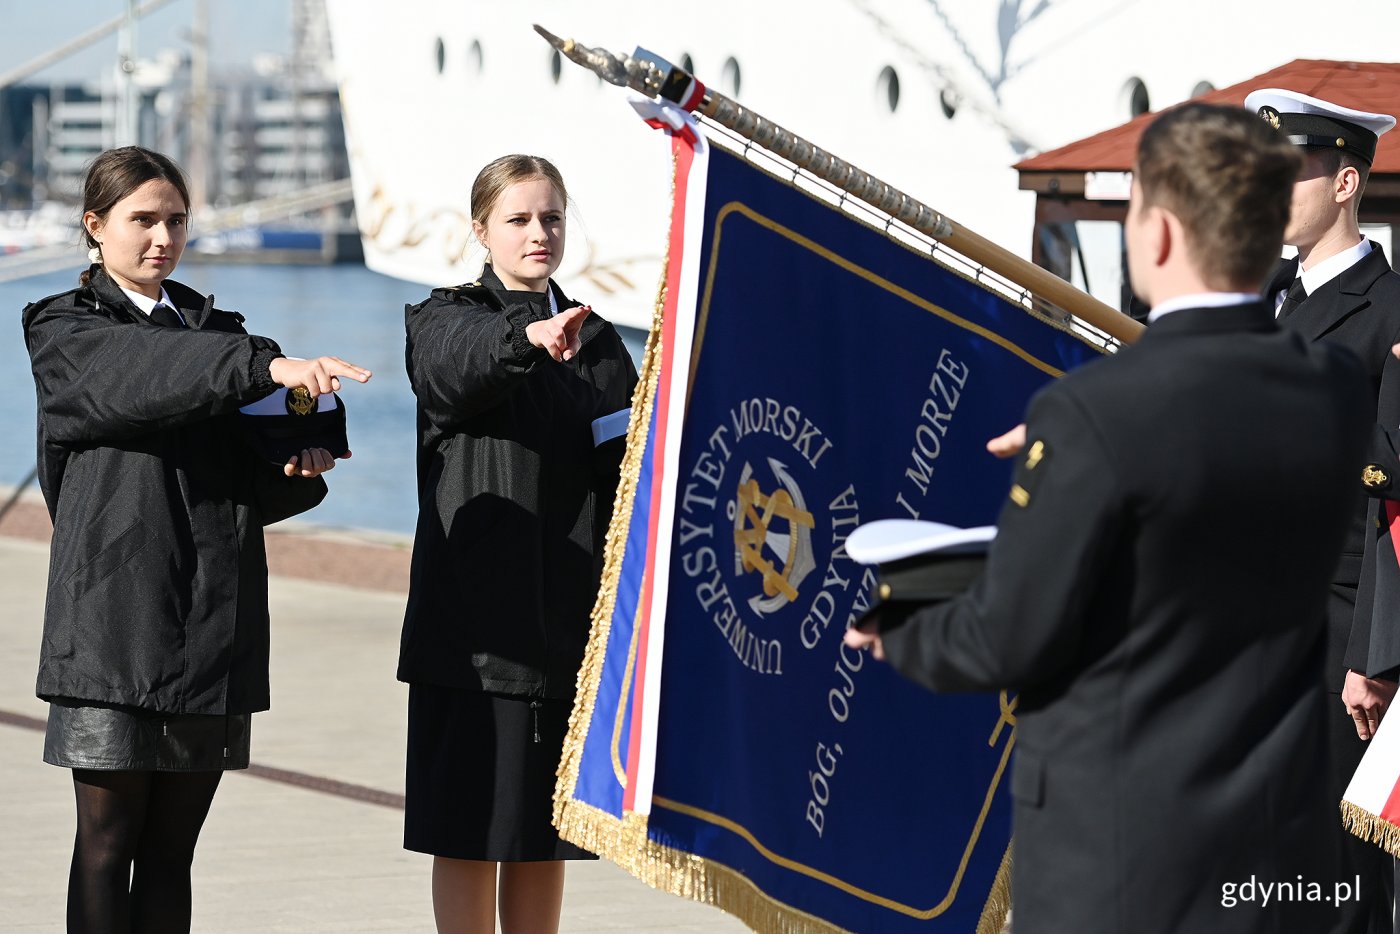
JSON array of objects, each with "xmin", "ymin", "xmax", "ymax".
[
  {"xmin": 189, "ymin": 0, "xmax": 211, "ymax": 210},
  {"xmin": 0, "ymin": 0, "xmax": 177, "ymax": 92},
  {"xmin": 117, "ymin": 0, "xmax": 140, "ymax": 146}
]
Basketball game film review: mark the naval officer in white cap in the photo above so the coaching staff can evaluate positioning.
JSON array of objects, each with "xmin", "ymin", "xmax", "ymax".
[{"xmin": 1246, "ymin": 86, "xmax": 1400, "ymax": 934}]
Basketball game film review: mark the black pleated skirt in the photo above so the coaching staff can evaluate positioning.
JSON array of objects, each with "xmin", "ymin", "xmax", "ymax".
[
  {"xmin": 403, "ymin": 684, "xmax": 596, "ymax": 862},
  {"xmin": 43, "ymin": 698, "xmax": 251, "ymax": 771}
]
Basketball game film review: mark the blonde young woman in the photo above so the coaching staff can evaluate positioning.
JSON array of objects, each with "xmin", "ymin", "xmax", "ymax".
[{"xmin": 401, "ymin": 154, "xmax": 638, "ymax": 933}]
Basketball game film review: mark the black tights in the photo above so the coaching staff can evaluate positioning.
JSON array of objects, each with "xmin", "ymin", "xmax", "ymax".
[{"xmin": 67, "ymin": 769, "xmax": 222, "ymax": 934}]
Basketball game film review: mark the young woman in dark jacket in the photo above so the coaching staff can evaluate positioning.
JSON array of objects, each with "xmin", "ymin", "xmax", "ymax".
[
  {"xmin": 402, "ymin": 154, "xmax": 637, "ymax": 933},
  {"xmin": 22, "ymin": 146, "xmax": 371, "ymax": 933}
]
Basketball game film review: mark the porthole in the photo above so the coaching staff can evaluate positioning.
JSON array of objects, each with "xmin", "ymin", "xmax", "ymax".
[
  {"xmin": 550, "ymin": 48, "xmax": 562, "ymax": 84},
  {"xmin": 469, "ymin": 40, "xmax": 483, "ymax": 75},
  {"xmin": 1123, "ymin": 77, "xmax": 1150, "ymax": 117},
  {"xmin": 877, "ymin": 66, "xmax": 900, "ymax": 113},
  {"xmin": 434, "ymin": 38, "xmax": 445, "ymax": 75},
  {"xmin": 722, "ymin": 57, "xmax": 741, "ymax": 97},
  {"xmin": 939, "ymin": 87, "xmax": 958, "ymax": 119}
]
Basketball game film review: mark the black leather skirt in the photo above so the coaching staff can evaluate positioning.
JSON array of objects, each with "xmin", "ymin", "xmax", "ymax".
[{"xmin": 43, "ymin": 698, "xmax": 251, "ymax": 771}]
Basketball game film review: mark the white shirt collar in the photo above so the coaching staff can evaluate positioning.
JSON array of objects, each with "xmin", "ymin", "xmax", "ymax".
[
  {"xmin": 119, "ymin": 284, "xmax": 177, "ymax": 316},
  {"xmin": 1146, "ymin": 291, "xmax": 1259, "ymax": 324},
  {"xmin": 1298, "ymin": 238, "xmax": 1372, "ymax": 294}
]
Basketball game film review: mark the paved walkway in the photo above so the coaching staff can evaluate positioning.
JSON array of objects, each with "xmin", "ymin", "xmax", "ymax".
[{"xmin": 0, "ymin": 515, "xmax": 747, "ymax": 932}]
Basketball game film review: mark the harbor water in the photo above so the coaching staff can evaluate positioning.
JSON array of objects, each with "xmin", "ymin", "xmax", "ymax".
[{"xmin": 0, "ymin": 263, "xmax": 648, "ymax": 535}]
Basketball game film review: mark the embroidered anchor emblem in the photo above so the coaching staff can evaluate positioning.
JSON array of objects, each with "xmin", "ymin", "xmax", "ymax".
[{"xmin": 732, "ymin": 458, "xmax": 816, "ymax": 615}]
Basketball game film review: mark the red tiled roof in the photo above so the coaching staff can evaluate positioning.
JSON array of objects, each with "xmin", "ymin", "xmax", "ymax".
[{"xmin": 1015, "ymin": 60, "xmax": 1400, "ymax": 175}]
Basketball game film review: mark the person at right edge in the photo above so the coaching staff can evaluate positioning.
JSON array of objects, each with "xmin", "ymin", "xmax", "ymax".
[
  {"xmin": 1245, "ymin": 87, "xmax": 1400, "ymax": 934},
  {"xmin": 845, "ymin": 102, "xmax": 1369, "ymax": 933}
]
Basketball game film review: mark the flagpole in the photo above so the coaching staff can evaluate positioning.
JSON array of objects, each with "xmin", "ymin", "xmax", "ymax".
[{"xmin": 534, "ymin": 25, "xmax": 1143, "ymax": 345}]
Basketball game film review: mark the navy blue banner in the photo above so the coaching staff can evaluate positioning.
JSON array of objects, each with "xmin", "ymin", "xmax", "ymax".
[{"xmin": 557, "ymin": 130, "xmax": 1102, "ymax": 934}]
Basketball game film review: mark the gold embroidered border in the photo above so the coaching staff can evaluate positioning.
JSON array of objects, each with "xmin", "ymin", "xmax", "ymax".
[
  {"xmin": 648, "ymin": 720, "xmax": 1013, "ymax": 919},
  {"xmin": 556, "ymin": 801, "xmax": 851, "ymax": 933},
  {"xmin": 608, "ymin": 615, "xmax": 642, "ymax": 786},
  {"xmin": 703, "ymin": 133, "xmax": 1106, "ymax": 350},
  {"xmin": 556, "ymin": 796, "xmax": 1012, "ymax": 934},
  {"xmin": 692, "ymin": 201, "xmax": 1072, "ymax": 390}
]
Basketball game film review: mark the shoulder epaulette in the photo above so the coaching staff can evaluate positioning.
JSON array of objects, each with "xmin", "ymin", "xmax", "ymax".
[
  {"xmin": 208, "ymin": 308, "xmax": 246, "ymax": 324},
  {"xmin": 448, "ymin": 279, "xmax": 486, "ymax": 297},
  {"xmin": 23, "ymin": 284, "xmax": 96, "ymax": 320},
  {"xmin": 431, "ymin": 280, "xmax": 498, "ymax": 306}
]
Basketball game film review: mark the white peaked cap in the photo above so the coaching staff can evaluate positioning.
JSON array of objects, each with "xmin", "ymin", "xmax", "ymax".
[
  {"xmin": 845, "ymin": 519, "xmax": 996, "ymax": 565},
  {"xmin": 1243, "ymin": 88, "xmax": 1396, "ymax": 138}
]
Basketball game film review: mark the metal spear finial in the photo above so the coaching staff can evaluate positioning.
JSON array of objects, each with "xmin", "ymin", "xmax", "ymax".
[
  {"xmin": 532, "ymin": 23, "xmax": 1136, "ymax": 343},
  {"xmin": 533, "ymin": 24, "xmax": 635, "ymax": 90}
]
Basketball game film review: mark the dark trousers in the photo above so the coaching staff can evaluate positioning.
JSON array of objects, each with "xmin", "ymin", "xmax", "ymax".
[{"xmin": 1326, "ymin": 701, "xmax": 1395, "ymax": 934}]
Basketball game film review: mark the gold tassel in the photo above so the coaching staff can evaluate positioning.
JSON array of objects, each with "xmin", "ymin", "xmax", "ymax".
[
  {"xmin": 975, "ymin": 845, "xmax": 1013, "ymax": 934},
  {"xmin": 1340, "ymin": 799, "xmax": 1400, "ymax": 858}
]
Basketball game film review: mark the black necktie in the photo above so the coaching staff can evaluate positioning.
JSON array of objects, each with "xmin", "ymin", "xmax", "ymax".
[
  {"xmin": 1277, "ymin": 279, "xmax": 1307, "ymax": 320},
  {"xmin": 149, "ymin": 303, "xmax": 185, "ymax": 328}
]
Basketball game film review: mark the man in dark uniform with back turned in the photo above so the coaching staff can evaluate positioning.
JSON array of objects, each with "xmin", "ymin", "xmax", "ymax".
[
  {"xmin": 845, "ymin": 102, "xmax": 1370, "ymax": 933},
  {"xmin": 1246, "ymin": 87, "xmax": 1400, "ymax": 934}
]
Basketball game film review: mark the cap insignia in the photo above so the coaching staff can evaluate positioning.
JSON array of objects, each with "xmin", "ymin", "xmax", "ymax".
[
  {"xmin": 286, "ymin": 387, "xmax": 316, "ymax": 417},
  {"xmin": 1259, "ymin": 106, "xmax": 1281, "ymax": 130},
  {"xmin": 1337, "ymin": 137, "xmax": 1347, "ymax": 148}
]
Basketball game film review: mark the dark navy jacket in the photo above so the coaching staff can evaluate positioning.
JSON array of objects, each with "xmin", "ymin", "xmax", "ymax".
[
  {"xmin": 400, "ymin": 265, "xmax": 638, "ymax": 698},
  {"xmin": 23, "ymin": 267, "xmax": 325, "ymax": 713},
  {"xmin": 882, "ymin": 302, "xmax": 1367, "ymax": 934},
  {"xmin": 1266, "ymin": 245, "xmax": 1400, "ymax": 680}
]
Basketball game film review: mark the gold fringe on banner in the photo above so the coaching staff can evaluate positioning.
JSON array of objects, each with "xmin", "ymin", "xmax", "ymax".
[
  {"xmin": 554, "ymin": 148, "xmax": 679, "ymax": 831},
  {"xmin": 976, "ymin": 847, "xmax": 1013, "ymax": 934},
  {"xmin": 555, "ymin": 801, "xmax": 853, "ymax": 934},
  {"xmin": 557, "ymin": 796, "xmax": 1014, "ymax": 934},
  {"xmin": 553, "ymin": 296, "xmax": 666, "ymax": 819},
  {"xmin": 1340, "ymin": 799, "xmax": 1400, "ymax": 859},
  {"xmin": 552, "ymin": 146, "xmax": 1014, "ymax": 934}
]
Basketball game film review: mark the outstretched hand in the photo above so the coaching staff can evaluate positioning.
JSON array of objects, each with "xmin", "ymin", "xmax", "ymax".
[
  {"xmin": 526, "ymin": 305, "xmax": 591, "ymax": 362},
  {"xmin": 269, "ymin": 356, "xmax": 373, "ymax": 397}
]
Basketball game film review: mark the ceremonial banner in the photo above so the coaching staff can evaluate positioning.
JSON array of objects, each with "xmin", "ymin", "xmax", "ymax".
[
  {"xmin": 556, "ymin": 103, "xmax": 1105, "ymax": 933},
  {"xmin": 1343, "ymin": 501, "xmax": 1400, "ymax": 858},
  {"xmin": 1343, "ymin": 701, "xmax": 1400, "ymax": 858}
]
